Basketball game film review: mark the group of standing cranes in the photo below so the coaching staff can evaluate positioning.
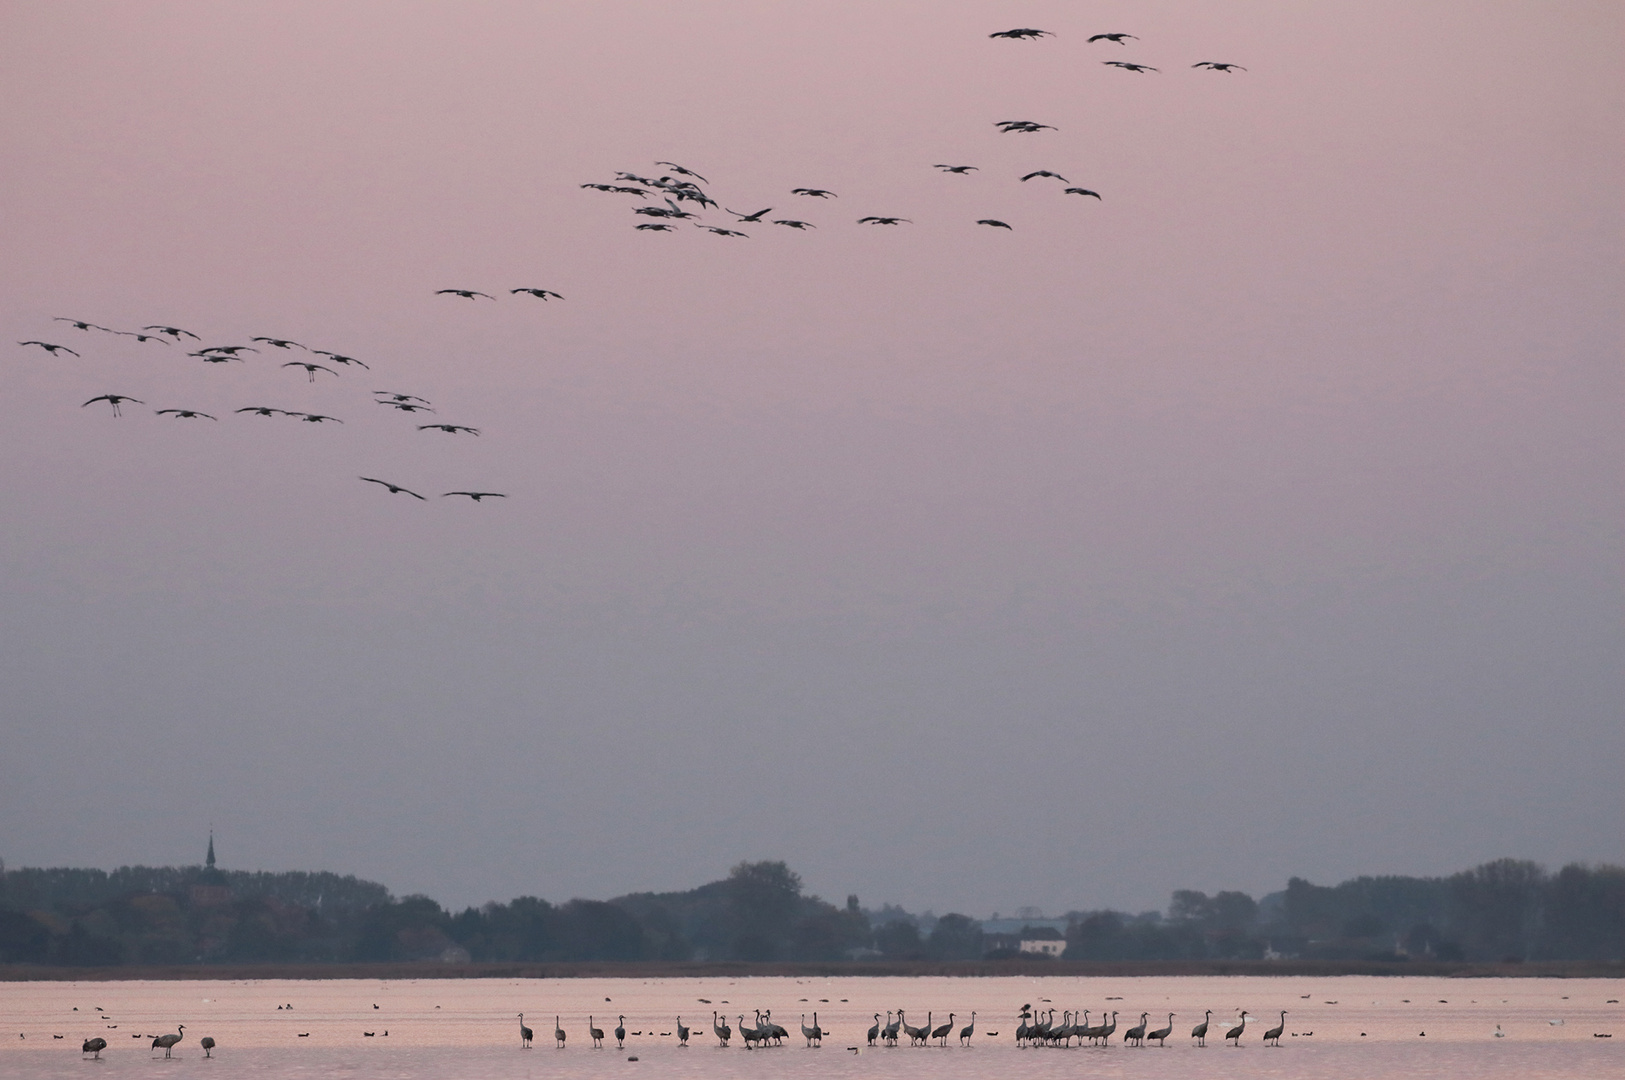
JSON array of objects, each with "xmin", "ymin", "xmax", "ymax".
[{"xmin": 1016, "ymin": 1004, "xmax": 1287, "ymax": 1047}]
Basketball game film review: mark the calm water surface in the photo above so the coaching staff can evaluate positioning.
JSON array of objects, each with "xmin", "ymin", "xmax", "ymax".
[{"xmin": 3, "ymin": 975, "xmax": 1619, "ymax": 1079}]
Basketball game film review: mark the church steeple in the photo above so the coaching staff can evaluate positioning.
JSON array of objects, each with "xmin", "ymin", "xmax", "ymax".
[{"xmin": 205, "ymin": 831, "xmax": 216, "ymax": 870}]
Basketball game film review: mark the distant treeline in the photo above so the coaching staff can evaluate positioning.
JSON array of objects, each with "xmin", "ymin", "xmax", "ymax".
[{"xmin": 0, "ymin": 856, "xmax": 1620, "ymax": 967}]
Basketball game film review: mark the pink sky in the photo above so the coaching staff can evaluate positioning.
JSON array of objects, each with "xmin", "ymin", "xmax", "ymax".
[{"xmin": 0, "ymin": 1, "xmax": 1619, "ymax": 913}]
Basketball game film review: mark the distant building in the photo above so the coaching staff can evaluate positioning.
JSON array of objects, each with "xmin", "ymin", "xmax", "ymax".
[
  {"xmin": 190, "ymin": 831, "xmax": 232, "ymax": 907},
  {"xmin": 1018, "ymin": 926, "xmax": 1066, "ymax": 957}
]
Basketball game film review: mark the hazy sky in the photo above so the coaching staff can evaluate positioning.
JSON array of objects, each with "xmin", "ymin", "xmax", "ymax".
[{"xmin": 1, "ymin": 1, "xmax": 1619, "ymax": 917}]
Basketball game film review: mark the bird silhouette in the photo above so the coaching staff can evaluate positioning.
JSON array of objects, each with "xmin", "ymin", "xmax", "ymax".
[
  {"xmin": 82, "ymin": 394, "xmax": 143, "ymax": 417},
  {"xmin": 379, "ymin": 400, "xmax": 434, "ymax": 412},
  {"xmin": 374, "ymin": 391, "xmax": 431, "ymax": 404},
  {"xmin": 1194, "ymin": 61, "xmax": 1247, "ymax": 71},
  {"xmin": 511, "ymin": 288, "xmax": 564, "ymax": 299},
  {"xmin": 114, "ymin": 330, "xmax": 170, "ymax": 344},
  {"xmin": 934, "ymin": 164, "xmax": 978, "ymax": 173},
  {"xmin": 792, "ymin": 188, "xmax": 837, "ymax": 198},
  {"xmin": 1064, "ymin": 187, "xmax": 1103, "ymax": 199},
  {"xmin": 235, "ymin": 406, "xmax": 286, "ymax": 417},
  {"xmin": 989, "ymin": 28, "xmax": 1052, "ymax": 40},
  {"xmin": 188, "ymin": 350, "xmax": 243, "ymax": 364},
  {"xmin": 996, "ymin": 120, "xmax": 1056, "ymax": 133},
  {"xmin": 82, "ymin": 1038, "xmax": 108, "ymax": 1058},
  {"xmin": 1103, "ymin": 61, "xmax": 1159, "ymax": 72},
  {"xmin": 361, "ymin": 478, "xmax": 425, "ymax": 499},
  {"xmin": 676, "ymin": 1016, "xmax": 689, "ymax": 1045},
  {"xmin": 143, "ymin": 325, "xmax": 200, "ymax": 340},
  {"xmin": 976, "ymin": 219, "xmax": 1012, "ymax": 229},
  {"xmin": 1088, "ymin": 33, "xmax": 1137, "ymax": 44},
  {"xmin": 588, "ymin": 1017, "xmax": 604, "ymax": 1048},
  {"xmin": 1224, "ymin": 1012, "xmax": 1247, "ymax": 1046},
  {"xmin": 313, "ymin": 350, "xmax": 369, "ymax": 368},
  {"xmin": 250, "ymin": 337, "xmax": 306, "ymax": 349},
  {"xmin": 293, "ymin": 412, "xmax": 341, "ymax": 423},
  {"xmin": 858, "ymin": 216, "xmax": 911, "ymax": 225},
  {"xmin": 199, "ymin": 345, "xmax": 258, "ymax": 355},
  {"xmin": 155, "ymin": 409, "xmax": 217, "ymax": 420},
  {"xmin": 200, "ymin": 1036, "xmax": 215, "ymax": 1058},
  {"xmin": 655, "ymin": 162, "xmax": 708, "ymax": 183},
  {"xmin": 772, "ymin": 219, "xmax": 816, "ymax": 229},
  {"xmin": 1124, "ymin": 1012, "xmax": 1148, "ymax": 1047},
  {"xmin": 865, "ymin": 1014, "xmax": 880, "ymax": 1046},
  {"xmin": 1263, "ymin": 1011, "xmax": 1286, "ymax": 1046},
  {"xmin": 931, "ymin": 1013, "xmax": 954, "ymax": 1046},
  {"xmin": 726, "ymin": 207, "xmax": 773, "ymax": 222},
  {"xmin": 614, "ymin": 1016, "xmax": 626, "ymax": 1048},
  {"xmin": 435, "ymin": 289, "xmax": 495, "ymax": 300},
  {"xmin": 554, "ymin": 1016, "xmax": 566, "ymax": 1047},
  {"xmin": 959, "ymin": 1012, "xmax": 976, "ymax": 1045},
  {"xmin": 442, "ymin": 491, "xmax": 506, "ymax": 502},
  {"xmin": 418, "ymin": 423, "xmax": 479, "ymax": 435},
  {"xmin": 282, "ymin": 361, "xmax": 337, "ymax": 382},
  {"xmin": 19, "ymin": 340, "xmax": 79, "ymax": 356},
  {"xmin": 53, "ymin": 318, "xmax": 111, "ymax": 332},
  {"xmin": 635, "ymin": 223, "xmax": 675, "ymax": 231},
  {"xmin": 1147, "ymin": 1013, "xmax": 1174, "ymax": 1047},
  {"xmin": 1020, "ymin": 169, "xmax": 1069, "ymax": 182},
  {"xmin": 698, "ymin": 224, "xmax": 749, "ymax": 237},
  {"xmin": 518, "ymin": 1014, "xmax": 533, "ymax": 1048}
]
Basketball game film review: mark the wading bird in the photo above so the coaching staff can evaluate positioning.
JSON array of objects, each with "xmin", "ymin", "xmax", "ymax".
[
  {"xmin": 554, "ymin": 1017, "xmax": 566, "ymax": 1047},
  {"xmin": 1064, "ymin": 187, "xmax": 1103, "ymax": 199},
  {"xmin": 200, "ymin": 1037, "xmax": 215, "ymax": 1058},
  {"xmin": 82, "ymin": 394, "xmax": 143, "ymax": 417},
  {"xmin": 588, "ymin": 1017, "xmax": 604, "ymax": 1048},
  {"xmin": 802, "ymin": 1013, "xmax": 823, "ymax": 1047},
  {"xmin": 511, "ymin": 288, "xmax": 564, "ymax": 299},
  {"xmin": 361, "ymin": 478, "xmax": 424, "ymax": 499},
  {"xmin": 1021, "ymin": 169, "xmax": 1068, "ymax": 182},
  {"xmin": 960, "ymin": 1012, "xmax": 976, "ymax": 1045},
  {"xmin": 792, "ymin": 188, "xmax": 837, "ymax": 198},
  {"xmin": 418, "ymin": 423, "xmax": 479, "ymax": 435},
  {"xmin": 435, "ymin": 289, "xmax": 495, "ymax": 300},
  {"xmin": 155, "ymin": 409, "xmax": 217, "ymax": 420},
  {"xmin": 1192, "ymin": 1010, "xmax": 1212, "ymax": 1047},
  {"xmin": 1103, "ymin": 61, "xmax": 1159, "ymax": 72},
  {"xmin": 442, "ymin": 491, "xmax": 505, "ymax": 502},
  {"xmin": 1224, "ymin": 1012, "xmax": 1247, "ymax": 1046},
  {"xmin": 713, "ymin": 1012, "xmax": 730, "ymax": 1045},
  {"xmin": 282, "ymin": 361, "xmax": 337, "ymax": 382},
  {"xmin": 19, "ymin": 341, "xmax": 79, "ymax": 356},
  {"xmin": 143, "ymin": 325, "xmax": 200, "ymax": 340},
  {"xmin": 151, "ymin": 1027, "xmax": 185, "ymax": 1058},
  {"xmin": 858, "ymin": 216, "xmax": 910, "ymax": 225},
  {"xmin": 82, "ymin": 1038, "xmax": 107, "ymax": 1058},
  {"xmin": 989, "ymin": 28, "xmax": 1051, "ymax": 39},
  {"xmin": 676, "ymin": 1017, "xmax": 689, "ymax": 1045},
  {"xmin": 614, "ymin": 1017, "xmax": 626, "ymax": 1048},
  {"xmin": 519, "ymin": 1014, "xmax": 533, "ymax": 1048},
  {"xmin": 1263, "ymin": 1011, "xmax": 1286, "ymax": 1047},
  {"xmin": 250, "ymin": 337, "xmax": 306, "ymax": 349},
  {"xmin": 1193, "ymin": 61, "xmax": 1247, "ymax": 71},
  {"xmin": 1124, "ymin": 1013, "xmax": 1148, "ymax": 1047},
  {"xmin": 934, "ymin": 164, "xmax": 977, "ymax": 173},
  {"xmin": 866, "ymin": 1014, "xmax": 880, "ymax": 1046},
  {"xmin": 976, "ymin": 219, "xmax": 1012, "ymax": 229},
  {"xmin": 931, "ymin": 1014, "xmax": 955, "ymax": 1046},
  {"xmin": 1088, "ymin": 33, "xmax": 1137, "ymax": 44},
  {"xmin": 1147, "ymin": 1013, "xmax": 1174, "ymax": 1046}
]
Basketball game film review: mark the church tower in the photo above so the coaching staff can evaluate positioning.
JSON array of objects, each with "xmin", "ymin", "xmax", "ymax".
[{"xmin": 206, "ymin": 831, "xmax": 216, "ymax": 870}]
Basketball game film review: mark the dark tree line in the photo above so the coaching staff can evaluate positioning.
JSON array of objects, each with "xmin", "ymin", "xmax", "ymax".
[{"xmin": 1, "ymin": 856, "xmax": 1619, "ymax": 967}]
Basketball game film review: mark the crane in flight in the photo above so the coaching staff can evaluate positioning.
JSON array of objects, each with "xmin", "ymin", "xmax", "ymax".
[
  {"xmin": 250, "ymin": 336, "xmax": 306, "ymax": 349},
  {"xmin": 198, "ymin": 344, "xmax": 258, "ymax": 355},
  {"xmin": 858, "ymin": 216, "xmax": 911, "ymax": 225},
  {"xmin": 83, "ymin": 394, "xmax": 143, "ymax": 417},
  {"xmin": 188, "ymin": 350, "xmax": 242, "ymax": 364},
  {"xmin": 291, "ymin": 412, "xmax": 341, "ymax": 423},
  {"xmin": 996, "ymin": 120, "xmax": 1056, "ymax": 133},
  {"xmin": 792, "ymin": 187, "xmax": 837, "ymax": 198},
  {"xmin": 1193, "ymin": 61, "xmax": 1247, "ymax": 71},
  {"xmin": 419, "ymin": 423, "xmax": 480, "ymax": 435},
  {"xmin": 143, "ymin": 325, "xmax": 200, "ymax": 340},
  {"xmin": 726, "ymin": 207, "xmax": 773, "ymax": 222},
  {"xmin": 378, "ymin": 400, "xmax": 434, "ymax": 413},
  {"xmin": 772, "ymin": 219, "xmax": 815, "ymax": 229},
  {"xmin": 443, "ymin": 491, "xmax": 506, "ymax": 502},
  {"xmin": 19, "ymin": 340, "xmax": 79, "ymax": 356},
  {"xmin": 235, "ymin": 406, "xmax": 287, "ymax": 417},
  {"xmin": 1064, "ymin": 187, "xmax": 1102, "ymax": 199},
  {"xmin": 511, "ymin": 288, "xmax": 564, "ymax": 299},
  {"xmin": 282, "ymin": 361, "xmax": 337, "ymax": 382},
  {"xmin": 934, "ymin": 164, "xmax": 978, "ymax": 174},
  {"xmin": 313, "ymin": 350, "xmax": 368, "ymax": 368},
  {"xmin": 636, "ymin": 222, "xmax": 675, "ymax": 231},
  {"xmin": 361, "ymin": 477, "xmax": 425, "ymax": 500},
  {"xmin": 1021, "ymin": 169, "xmax": 1068, "ymax": 182},
  {"xmin": 436, "ymin": 288, "xmax": 496, "ymax": 300},
  {"xmin": 1088, "ymin": 33, "xmax": 1137, "ymax": 44},
  {"xmin": 114, "ymin": 330, "xmax": 170, "ymax": 344},
  {"xmin": 155, "ymin": 409, "xmax": 217, "ymax": 420},
  {"xmin": 697, "ymin": 224, "xmax": 748, "ymax": 237},
  {"xmin": 989, "ymin": 28, "xmax": 1051, "ymax": 39},
  {"xmin": 1103, "ymin": 61, "xmax": 1159, "ymax": 72},
  {"xmin": 375, "ymin": 391, "xmax": 431, "ymax": 404},
  {"xmin": 54, "ymin": 317, "xmax": 112, "ymax": 332},
  {"xmin": 655, "ymin": 161, "xmax": 708, "ymax": 183},
  {"xmin": 976, "ymin": 219, "xmax": 1012, "ymax": 229}
]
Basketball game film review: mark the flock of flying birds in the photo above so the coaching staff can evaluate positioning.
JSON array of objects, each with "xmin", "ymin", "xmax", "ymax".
[
  {"xmin": 579, "ymin": 27, "xmax": 1245, "ymax": 236},
  {"xmin": 16, "ymin": 311, "xmax": 527, "ymax": 503},
  {"xmin": 19, "ymin": 20, "xmax": 1245, "ymax": 508}
]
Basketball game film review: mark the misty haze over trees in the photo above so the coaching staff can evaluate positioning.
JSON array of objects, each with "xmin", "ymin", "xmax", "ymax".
[{"xmin": 1, "ymin": 857, "xmax": 1619, "ymax": 968}]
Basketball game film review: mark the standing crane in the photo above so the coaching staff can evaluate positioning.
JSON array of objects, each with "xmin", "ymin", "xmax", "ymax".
[
  {"xmin": 1224, "ymin": 1012, "xmax": 1248, "ymax": 1046},
  {"xmin": 200, "ymin": 1036, "xmax": 216, "ymax": 1058},
  {"xmin": 554, "ymin": 1016, "xmax": 566, "ymax": 1048},
  {"xmin": 518, "ymin": 1014, "xmax": 533, "ymax": 1048},
  {"xmin": 81, "ymin": 1037, "xmax": 107, "ymax": 1058},
  {"xmin": 588, "ymin": 1016, "xmax": 604, "ymax": 1048},
  {"xmin": 614, "ymin": 1016, "xmax": 626, "ymax": 1048},
  {"xmin": 1147, "ymin": 1013, "xmax": 1175, "ymax": 1046},
  {"xmin": 1124, "ymin": 1012, "xmax": 1148, "ymax": 1047},
  {"xmin": 866, "ymin": 1014, "xmax": 881, "ymax": 1046},
  {"xmin": 801, "ymin": 1012, "xmax": 823, "ymax": 1046},
  {"xmin": 931, "ymin": 1013, "xmax": 955, "ymax": 1046},
  {"xmin": 713, "ymin": 1011, "xmax": 730, "ymax": 1045},
  {"xmin": 151, "ymin": 1026, "xmax": 185, "ymax": 1058},
  {"xmin": 1263, "ymin": 1011, "xmax": 1286, "ymax": 1046},
  {"xmin": 882, "ymin": 1010, "xmax": 901, "ymax": 1046},
  {"xmin": 1192, "ymin": 1010, "xmax": 1212, "ymax": 1047},
  {"xmin": 676, "ymin": 1016, "xmax": 689, "ymax": 1045},
  {"xmin": 959, "ymin": 1011, "xmax": 976, "ymax": 1045}
]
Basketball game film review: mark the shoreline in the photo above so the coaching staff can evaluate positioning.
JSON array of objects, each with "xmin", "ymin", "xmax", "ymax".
[{"xmin": 3, "ymin": 959, "xmax": 1619, "ymax": 981}]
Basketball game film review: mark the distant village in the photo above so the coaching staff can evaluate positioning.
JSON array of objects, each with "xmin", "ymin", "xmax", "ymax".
[{"xmin": 0, "ymin": 841, "xmax": 1619, "ymax": 967}]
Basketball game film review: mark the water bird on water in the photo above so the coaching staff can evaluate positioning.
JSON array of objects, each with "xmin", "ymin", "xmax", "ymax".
[
  {"xmin": 151, "ymin": 1026, "xmax": 185, "ymax": 1058},
  {"xmin": 82, "ymin": 1038, "xmax": 107, "ymax": 1058},
  {"xmin": 518, "ymin": 1014, "xmax": 533, "ymax": 1048},
  {"xmin": 200, "ymin": 1036, "xmax": 215, "ymax": 1057}
]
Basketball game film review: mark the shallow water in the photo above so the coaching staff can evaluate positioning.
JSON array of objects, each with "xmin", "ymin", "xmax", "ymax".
[{"xmin": 3, "ymin": 975, "xmax": 1619, "ymax": 1079}]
